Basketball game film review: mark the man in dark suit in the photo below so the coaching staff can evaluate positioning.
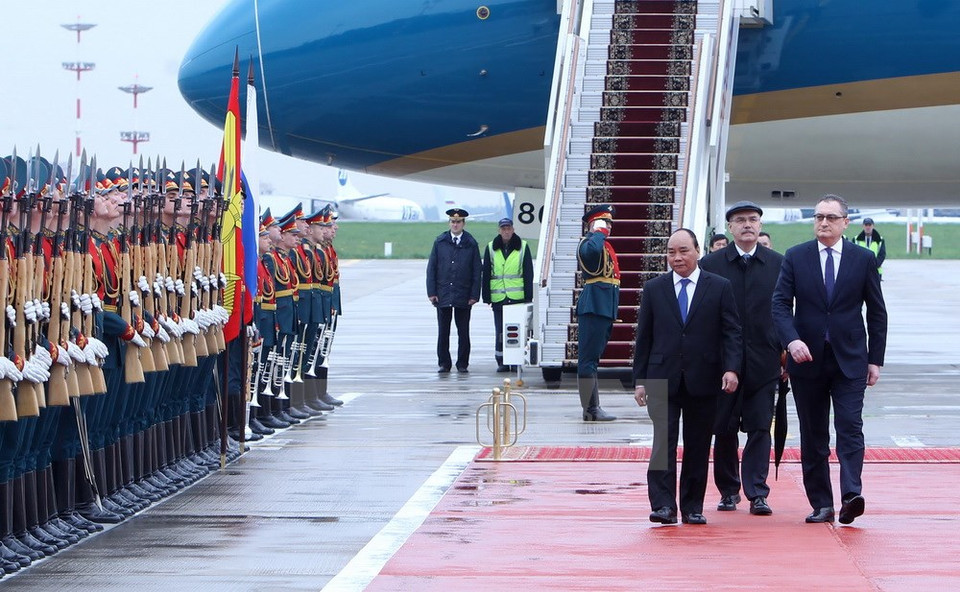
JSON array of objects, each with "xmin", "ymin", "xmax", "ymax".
[
  {"xmin": 427, "ymin": 208, "xmax": 481, "ymax": 373},
  {"xmin": 772, "ymin": 194, "xmax": 887, "ymax": 525},
  {"xmin": 634, "ymin": 229, "xmax": 742, "ymax": 525},
  {"xmin": 701, "ymin": 201, "xmax": 783, "ymax": 516},
  {"xmin": 576, "ymin": 204, "xmax": 619, "ymax": 421}
]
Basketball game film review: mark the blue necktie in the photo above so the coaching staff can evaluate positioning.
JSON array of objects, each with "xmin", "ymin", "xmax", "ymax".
[
  {"xmin": 824, "ymin": 247, "xmax": 835, "ymax": 301},
  {"xmin": 678, "ymin": 278, "xmax": 691, "ymax": 323}
]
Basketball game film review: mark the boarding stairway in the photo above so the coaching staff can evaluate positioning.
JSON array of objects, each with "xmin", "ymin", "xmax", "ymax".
[{"xmin": 536, "ymin": 0, "xmax": 738, "ymax": 379}]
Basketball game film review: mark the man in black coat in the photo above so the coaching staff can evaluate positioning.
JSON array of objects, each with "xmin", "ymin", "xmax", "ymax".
[
  {"xmin": 772, "ymin": 194, "xmax": 887, "ymax": 525},
  {"xmin": 426, "ymin": 208, "xmax": 481, "ymax": 373},
  {"xmin": 634, "ymin": 229, "xmax": 742, "ymax": 525},
  {"xmin": 700, "ymin": 201, "xmax": 784, "ymax": 516}
]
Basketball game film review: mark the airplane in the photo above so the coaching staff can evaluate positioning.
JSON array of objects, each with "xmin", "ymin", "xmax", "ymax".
[
  {"xmin": 179, "ymin": 0, "xmax": 960, "ymax": 209},
  {"xmin": 332, "ymin": 170, "xmax": 425, "ymax": 221}
]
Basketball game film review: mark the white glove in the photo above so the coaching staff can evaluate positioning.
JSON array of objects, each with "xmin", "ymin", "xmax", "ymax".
[
  {"xmin": 22, "ymin": 357, "xmax": 51, "ymax": 384},
  {"xmin": 191, "ymin": 282, "xmax": 198, "ymax": 296},
  {"xmin": 180, "ymin": 317, "xmax": 200, "ymax": 335},
  {"xmin": 138, "ymin": 276, "xmax": 150, "ymax": 292},
  {"xmin": 154, "ymin": 280, "xmax": 163, "ymax": 297},
  {"xmin": 0, "ymin": 357, "xmax": 22, "ymax": 382},
  {"xmin": 215, "ymin": 305, "xmax": 229, "ymax": 324},
  {"xmin": 219, "ymin": 273, "xmax": 227, "ymax": 288},
  {"xmin": 71, "ymin": 290, "xmax": 81, "ymax": 309},
  {"xmin": 193, "ymin": 266, "xmax": 204, "ymax": 282},
  {"xmin": 86, "ymin": 337, "xmax": 109, "ymax": 360},
  {"xmin": 158, "ymin": 316, "xmax": 180, "ymax": 338},
  {"xmin": 141, "ymin": 322, "xmax": 155, "ymax": 339},
  {"xmin": 24, "ymin": 300, "xmax": 37, "ymax": 323},
  {"xmin": 39, "ymin": 300, "xmax": 50, "ymax": 321},
  {"xmin": 33, "ymin": 343, "xmax": 53, "ymax": 366},
  {"xmin": 195, "ymin": 310, "xmax": 211, "ymax": 331},
  {"xmin": 591, "ymin": 219, "xmax": 608, "ymax": 232},
  {"xmin": 91, "ymin": 293, "xmax": 103, "ymax": 311},
  {"xmin": 80, "ymin": 343, "xmax": 99, "ymax": 366},
  {"xmin": 129, "ymin": 290, "xmax": 140, "ymax": 308},
  {"xmin": 156, "ymin": 326, "xmax": 170, "ymax": 343},
  {"xmin": 67, "ymin": 341, "xmax": 86, "ymax": 363},
  {"xmin": 165, "ymin": 276, "xmax": 176, "ymax": 292},
  {"xmin": 129, "ymin": 332, "xmax": 147, "ymax": 348},
  {"xmin": 61, "ymin": 302, "xmax": 70, "ymax": 320},
  {"xmin": 56, "ymin": 345, "xmax": 71, "ymax": 367},
  {"xmin": 175, "ymin": 279, "xmax": 185, "ymax": 296},
  {"xmin": 209, "ymin": 274, "xmax": 219, "ymax": 290},
  {"xmin": 200, "ymin": 275, "xmax": 210, "ymax": 292},
  {"xmin": 80, "ymin": 293, "xmax": 93, "ymax": 315},
  {"xmin": 5, "ymin": 305, "xmax": 15, "ymax": 327}
]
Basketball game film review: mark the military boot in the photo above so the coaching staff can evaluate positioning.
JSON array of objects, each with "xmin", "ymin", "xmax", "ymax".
[{"xmin": 578, "ymin": 375, "xmax": 616, "ymax": 422}]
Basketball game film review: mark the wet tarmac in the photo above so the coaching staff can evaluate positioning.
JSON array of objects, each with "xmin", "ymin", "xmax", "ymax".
[{"xmin": 3, "ymin": 259, "xmax": 958, "ymax": 590}]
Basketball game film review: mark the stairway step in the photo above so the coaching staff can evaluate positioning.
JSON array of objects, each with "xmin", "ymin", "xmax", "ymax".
[
  {"xmin": 603, "ymin": 75, "xmax": 691, "ymax": 92},
  {"xmin": 588, "ymin": 169, "xmax": 677, "ymax": 187},
  {"xmin": 608, "ymin": 43, "xmax": 695, "ymax": 62},
  {"xmin": 611, "ymin": 0, "xmax": 699, "ymax": 15},
  {"xmin": 606, "ymin": 218, "xmax": 675, "ymax": 238},
  {"xmin": 612, "ymin": 13, "xmax": 696, "ymax": 31},
  {"xmin": 587, "ymin": 186, "xmax": 676, "ymax": 203},
  {"xmin": 568, "ymin": 323, "xmax": 637, "ymax": 344},
  {"xmin": 611, "ymin": 28, "xmax": 695, "ymax": 46},
  {"xmin": 593, "ymin": 121, "xmax": 681, "ymax": 139},
  {"xmin": 591, "ymin": 153, "xmax": 678, "ymax": 171},
  {"xmin": 600, "ymin": 105, "xmax": 687, "ymax": 123},
  {"xmin": 601, "ymin": 90, "xmax": 689, "ymax": 108},
  {"xmin": 593, "ymin": 135, "xmax": 681, "ymax": 154},
  {"xmin": 606, "ymin": 59, "xmax": 692, "ymax": 77},
  {"xmin": 564, "ymin": 341, "xmax": 637, "ymax": 365}
]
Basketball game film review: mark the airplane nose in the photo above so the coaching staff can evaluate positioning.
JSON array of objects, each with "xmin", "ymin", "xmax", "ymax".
[{"xmin": 178, "ymin": 0, "xmax": 257, "ymax": 130}]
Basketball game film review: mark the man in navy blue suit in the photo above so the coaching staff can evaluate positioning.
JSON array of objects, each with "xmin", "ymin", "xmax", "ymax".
[
  {"xmin": 634, "ymin": 229, "xmax": 742, "ymax": 525},
  {"xmin": 772, "ymin": 194, "xmax": 887, "ymax": 525}
]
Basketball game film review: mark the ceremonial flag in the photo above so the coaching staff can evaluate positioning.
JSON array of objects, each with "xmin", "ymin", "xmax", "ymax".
[
  {"xmin": 240, "ymin": 58, "xmax": 261, "ymax": 300},
  {"xmin": 218, "ymin": 49, "xmax": 253, "ymax": 342}
]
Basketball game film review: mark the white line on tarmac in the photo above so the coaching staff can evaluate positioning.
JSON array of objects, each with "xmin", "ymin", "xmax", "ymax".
[
  {"xmin": 322, "ymin": 445, "xmax": 481, "ymax": 592},
  {"xmin": 891, "ymin": 435, "xmax": 926, "ymax": 447}
]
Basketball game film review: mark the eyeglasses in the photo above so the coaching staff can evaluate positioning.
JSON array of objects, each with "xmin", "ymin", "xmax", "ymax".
[{"xmin": 813, "ymin": 214, "xmax": 846, "ymax": 223}]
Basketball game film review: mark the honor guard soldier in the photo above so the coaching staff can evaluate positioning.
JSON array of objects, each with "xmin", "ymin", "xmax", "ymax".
[
  {"xmin": 301, "ymin": 206, "xmax": 339, "ymax": 410},
  {"xmin": 576, "ymin": 204, "xmax": 619, "ymax": 421},
  {"xmin": 250, "ymin": 210, "xmax": 278, "ymax": 436},
  {"xmin": 285, "ymin": 204, "xmax": 321, "ymax": 419},
  {"xmin": 264, "ymin": 208, "xmax": 301, "ymax": 427}
]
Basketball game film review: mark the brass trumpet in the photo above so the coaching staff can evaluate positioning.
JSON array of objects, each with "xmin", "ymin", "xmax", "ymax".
[
  {"xmin": 259, "ymin": 348, "xmax": 277, "ymax": 397},
  {"xmin": 248, "ymin": 344, "xmax": 261, "ymax": 408},
  {"xmin": 273, "ymin": 337, "xmax": 289, "ymax": 400},
  {"xmin": 291, "ymin": 324, "xmax": 309, "ymax": 383},
  {"xmin": 304, "ymin": 322, "xmax": 326, "ymax": 377}
]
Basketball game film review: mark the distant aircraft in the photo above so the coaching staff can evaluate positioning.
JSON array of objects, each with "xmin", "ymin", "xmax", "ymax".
[
  {"xmin": 333, "ymin": 170, "xmax": 424, "ymax": 221},
  {"xmin": 179, "ymin": 1, "xmax": 960, "ymax": 207}
]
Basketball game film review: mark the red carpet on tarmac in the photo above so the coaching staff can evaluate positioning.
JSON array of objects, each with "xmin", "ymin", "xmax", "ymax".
[{"xmin": 366, "ymin": 447, "xmax": 960, "ymax": 592}]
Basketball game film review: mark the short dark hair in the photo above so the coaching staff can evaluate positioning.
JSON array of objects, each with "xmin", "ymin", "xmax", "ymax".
[
  {"xmin": 672, "ymin": 228, "xmax": 700, "ymax": 250},
  {"xmin": 759, "ymin": 231, "xmax": 771, "ymax": 238},
  {"xmin": 817, "ymin": 194, "xmax": 849, "ymax": 217},
  {"xmin": 709, "ymin": 233, "xmax": 728, "ymax": 247}
]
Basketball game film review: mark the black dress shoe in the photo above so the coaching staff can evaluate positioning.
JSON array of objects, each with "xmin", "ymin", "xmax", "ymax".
[
  {"xmin": 438, "ymin": 366, "xmax": 451, "ymax": 374},
  {"xmin": 649, "ymin": 507, "xmax": 678, "ymax": 524},
  {"xmin": 456, "ymin": 366, "xmax": 469, "ymax": 373},
  {"xmin": 307, "ymin": 398, "xmax": 335, "ymax": 412},
  {"xmin": 583, "ymin": 408, "xmax": 616, "ymax": 421},
  {"xmin": 250, "ymin": 417, "xmax": 275, "ymax": 435},
  {"xmin": 319, "ymin": 392, "xmax": 343, "ymax": 406},
  {"xmin": 246, "ymin": 431, "xmax": 264, "ymax": 441},
  {"xmin": 259, "ymin": 414, "xmax": 290, "ymax": 429},
  {"xmin": 839, "ymin": 494, "xmax": 865, "ymax": 525},
  {"xmin": 805, "ymin": 507, "xmax": 836, "ymax": 523},
  {"xmin": 681, "ymin": 513, "xmax": 707, "ymax": 525},
  {"xmin": 496, "ymin": 365, "xmax": 510, "ymax": 373},
  {"xmin": 717, "ymin": 494, "xmax": 741, "ymax": 511},
  {"xmin": 749, "ymin": 496, "xmax": 773, "ymax": 516}
]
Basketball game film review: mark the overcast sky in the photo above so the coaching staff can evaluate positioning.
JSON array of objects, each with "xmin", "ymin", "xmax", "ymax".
[{"xmin": 0, "ymin": 0, "xmax": 501, "ymax": 213}]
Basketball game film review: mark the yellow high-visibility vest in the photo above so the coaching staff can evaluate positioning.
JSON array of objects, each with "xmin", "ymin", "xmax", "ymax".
[{"xmin": 489, "ymin": 240, "xmax": 526, "ymax": 303}]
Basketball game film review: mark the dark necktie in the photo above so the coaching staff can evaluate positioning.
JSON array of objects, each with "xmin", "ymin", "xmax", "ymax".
[
  {"xmin": 824, "ymin": 247, "xmax": 835, "ymax": 301},
  {"xmin": 678, "ymin": 278, "xmax": 691, "ymax": 323},
  {"xmin": 454, "ymin": 236, "xmax": 460, "ymax": 246},
  {"xmin": 740, "ymin": 253, "xmax": 752, "ymax": 269}
]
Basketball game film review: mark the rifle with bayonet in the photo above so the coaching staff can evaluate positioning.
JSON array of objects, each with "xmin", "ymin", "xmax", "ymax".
[
  {"xmin": 0, "ymin": 184, "xmax": 17, "ymax": 421},
  {"xmin": 119, "ymin": 199, "xmax": 145, "ymax": 384},
  {"xmin": 81, "ymin": 158, "xmax": 107, "ymax": 394},
  {"xmin": 126, "ymin": 165, "xmax": 154, "ymax": 374},
  {"xmin": 68, "ymin": 157, "xmax": 96, "ymax": 397},
  {"xmin": 14, "ymin": 151, "xmax": 40, "ymax": 418},
  {"xmin": 169, "ymin": 186, "xmax": 198, "ymax": 366}
]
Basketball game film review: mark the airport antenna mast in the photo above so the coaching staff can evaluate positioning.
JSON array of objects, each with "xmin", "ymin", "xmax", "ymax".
[
  {"xmin": 119, "ymin": 76, "xmax": 153, "ymax": 154},
  {"xmin": 61, "ymin": 19, "xmax": 97, "ymax": 157}
]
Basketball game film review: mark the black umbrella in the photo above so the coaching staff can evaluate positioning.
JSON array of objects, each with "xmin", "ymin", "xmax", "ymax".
[{"xmin": 774, "ymin": 376, "xmax": 789, "ymax": 479}]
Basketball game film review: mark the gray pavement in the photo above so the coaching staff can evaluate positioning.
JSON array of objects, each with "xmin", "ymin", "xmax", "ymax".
[{"xmin": 3, "ymin": 258, "xmax": 958, "ymax": 590}]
